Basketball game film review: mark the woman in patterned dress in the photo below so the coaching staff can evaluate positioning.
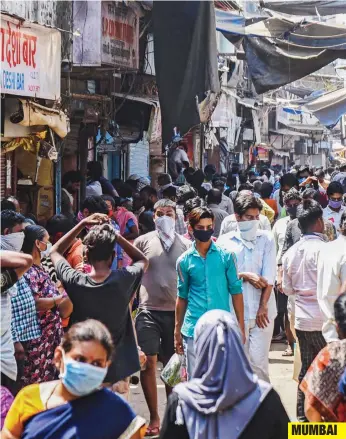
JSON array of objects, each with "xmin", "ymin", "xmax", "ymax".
[
  {"xmin": 301, "ymin": 293, "xmax": 346, "ymax": 422},
  {"xmin": 20, "ymin": 226, "xmax": 73, "ymax": 387}
]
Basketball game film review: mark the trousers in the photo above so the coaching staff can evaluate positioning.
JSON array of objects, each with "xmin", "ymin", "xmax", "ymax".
[
  {"xmin": 182, "ymin": 336, "xmax": 195, "ymax": 380},
  {"xmin": 295, "ymin": 329, "xmax": 326, "ymax": 421},
  {"xmin": 244, "ymin": 319, "xmax": 275, "ymax": 383}
]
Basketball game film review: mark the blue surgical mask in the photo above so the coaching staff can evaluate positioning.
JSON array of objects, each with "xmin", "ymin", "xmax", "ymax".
[{"xmin": 60, "ymin": 351, "xmax": 108, "ymax": 397}]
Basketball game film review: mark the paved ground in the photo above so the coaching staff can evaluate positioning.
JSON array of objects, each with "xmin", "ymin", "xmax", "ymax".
[{"xmin": 130, "ymin": 342, "xmax": 297, "ymax": 423}]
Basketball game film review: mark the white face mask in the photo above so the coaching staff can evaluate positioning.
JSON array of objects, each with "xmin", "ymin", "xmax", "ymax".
[
  {"xmin": 155, "ymin": 216, "xmax": 176, "ymax": 251},
  {"xmin": 40, "ymin": 242, "xmax": 52, "ymax": 258},
  {"xmin": 1, "ymin": 232, "xmax": 25, "ymax": 252},
  {"xmin": 238, "ymin": 220, "xmax": 259, "ymax": 242}
]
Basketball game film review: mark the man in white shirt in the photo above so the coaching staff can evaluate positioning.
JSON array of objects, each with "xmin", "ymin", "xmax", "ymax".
[
  {"xmin": 282, "ymin": 199, "xmax": 327, "ymax": 422},
  {"xmin": 219, "ymin": 190, "xmax": 271, "ymax": 235},
  {"xmin": 323, "ymin": 181, "xmax": 345, "ymax": 235},
  {"xmin": 218, "ymin": 193, "xmax": 277, "ymax": 382},
  {"xmin": 317, "ymin": 211, "xmax": 346, "ymax": 343}
]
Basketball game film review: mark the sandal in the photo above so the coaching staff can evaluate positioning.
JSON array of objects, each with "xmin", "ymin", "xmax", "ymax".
[
  {"xmin": 145, "ymin": 426, "xmax": 160, "ymax": 438},
  {"xmin": 282, "ymin": 346, "xmax": 294, "ymax": 356}
]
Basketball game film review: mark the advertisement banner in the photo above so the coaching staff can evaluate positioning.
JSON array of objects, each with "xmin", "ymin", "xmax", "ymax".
[
  {"xmin": 0, "ymin": 15, "xmax": 61, "ymax": 100},
  {"xmin": 101, "ymin": 2, "xmax": 139, "ymax": 69}
]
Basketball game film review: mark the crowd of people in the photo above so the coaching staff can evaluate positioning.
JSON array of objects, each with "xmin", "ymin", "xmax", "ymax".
[{"xmin": 1, "ymin": 159, "xmax": 346, "ymax": 438}]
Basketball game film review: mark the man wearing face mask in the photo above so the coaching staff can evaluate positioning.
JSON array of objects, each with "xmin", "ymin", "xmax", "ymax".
[
  {"xmin": 176, "ymin": 206, "xmax": 244, "ymax": 379},
  {"xmin": 217, "ymin": 193, "xmax": 277, "ymax": 383},
  {"xmin": 272, "ymin": 173, "xmax": 299, "ymax": 218},
  {"xmin": 273, "ymin": 189, "xmax": 302, "ymax": 356},
  {"xmin": 282, "ymin": 199, "xmax": 327, "ymax": 422},
  {"xmin": 157, "ymin": 173, "xmax": 175, "ymax": 199},
  {"xmin": 134, "ymin": 199, "xmax": 191, "ymax": 436},
  {"xmin": 0, "ymin": 210, "xmax": 39, "ymax": 395},
  {"xmin": 323, "ymin": 182, "xmax": 345, "ymax": 236}
]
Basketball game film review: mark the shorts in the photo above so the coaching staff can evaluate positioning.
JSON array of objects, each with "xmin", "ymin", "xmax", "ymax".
[
  {"xmin": 135, "ymin": 309, "xmax": 175, "ymax": 359},
  {"xmin": 276, "ymin": 288, "xmax": 288, "ymax": 314}
]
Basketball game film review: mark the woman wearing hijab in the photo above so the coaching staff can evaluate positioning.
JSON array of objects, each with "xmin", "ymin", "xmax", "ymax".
[{"xmin": 160, "ymin": 310, "xmax": 289, "ymax": 439}]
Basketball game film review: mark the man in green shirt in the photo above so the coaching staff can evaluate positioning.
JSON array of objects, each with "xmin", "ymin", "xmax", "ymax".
[{"xmin": 175, "ymin": 206, "xmax": 245, "ymax": 378}]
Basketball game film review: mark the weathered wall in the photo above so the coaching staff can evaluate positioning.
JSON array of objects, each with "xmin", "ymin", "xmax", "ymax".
[
  {"xmin": 1, "ymin": 1, "xmax": 73, "ymax": 61},
  {"xmin": 1, "ymin": 1, "xmax": 59, "ymax": 26}
]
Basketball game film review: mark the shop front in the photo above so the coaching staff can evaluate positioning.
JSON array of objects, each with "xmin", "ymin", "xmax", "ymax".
[{"xmin": 1, "ymin": 14, "xmax": 63, "ymax": 223}]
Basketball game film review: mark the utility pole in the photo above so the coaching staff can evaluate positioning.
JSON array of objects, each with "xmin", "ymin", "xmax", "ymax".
[{"xmin": 341, "ymin": 115, "xmax": 346, "ymax": 146}]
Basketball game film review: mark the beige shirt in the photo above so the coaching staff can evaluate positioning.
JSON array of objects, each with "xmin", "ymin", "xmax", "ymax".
[
  {"xmin": 317, "ymin": 235, "xmax": 346, "ymax": 342},
  {"xmin": 134, "ymin": 231, "xmax": 191, "ymax": 311}
]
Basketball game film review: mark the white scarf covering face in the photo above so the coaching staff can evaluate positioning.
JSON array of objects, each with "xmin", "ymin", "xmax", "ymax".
[
  {"xmin": 155, "ymin": 216, "xmax": 176, "ymax": 251},
  {"xmin": 1, "ymin": 232, "xmax": 25, "ymax": 252}
]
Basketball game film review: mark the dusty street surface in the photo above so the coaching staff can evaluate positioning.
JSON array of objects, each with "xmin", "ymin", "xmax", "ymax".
[{"xmin": 130, "ymin": 342, "xmax": 297, "ymax": 423}]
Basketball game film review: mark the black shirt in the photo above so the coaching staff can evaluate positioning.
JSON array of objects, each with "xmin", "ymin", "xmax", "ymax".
[
  {"xmin": 160, "ymin": 389, "xmax": 289, "ymax": 439},
  {"xmin": 0, "ymin": 268, "xmax": 18, "ymax": 294},
  {"xmin": 56, "ymin": 260, "xmax": 143, "ymax": 383}
]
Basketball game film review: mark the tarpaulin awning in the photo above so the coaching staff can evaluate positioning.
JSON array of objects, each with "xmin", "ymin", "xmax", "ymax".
[
  {"xmin": 259, "ymin": 0, "xmax": 346, "ymax": 16},
  {"xmin": 270, "ymin": 128, "xmax": 310, "ymax": 137},
  {"xmin": 153, "ymin": 1, "xmax": 220, "ymax": 148},
  {"xmin": 243, "ymin": 35, "xmax": 346, "ymax": 94},
  {"xmin": 303, "ymin": 87, "xmax": 346, "ymax": 127}
]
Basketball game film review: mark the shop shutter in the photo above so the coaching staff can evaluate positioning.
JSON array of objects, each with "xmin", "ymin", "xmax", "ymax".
[{"xmin": 128, "ymin": 139, "xmax": 150, "ymax": 178}]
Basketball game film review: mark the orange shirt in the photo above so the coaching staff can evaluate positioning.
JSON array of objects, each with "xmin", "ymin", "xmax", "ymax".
[
  {"xmin": 263, "ymin": 198, "xmax": 278, "ymax": 216},
  {"xmin": 65, "ymin": 239, "xmax": 84, "ymax": 272}
]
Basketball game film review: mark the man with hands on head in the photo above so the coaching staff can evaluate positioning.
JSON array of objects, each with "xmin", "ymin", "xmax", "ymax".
[{"xmin": 49, "ymin": 212, "xmax": 148, "ymax": 397}]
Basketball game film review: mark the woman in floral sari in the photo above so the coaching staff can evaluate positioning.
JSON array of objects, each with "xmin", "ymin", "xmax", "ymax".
[
  {"xmin": 301, "ymin": 293, "xmax": 346, "ymax": 421},
  {"xmin": 114, "ymin": 199, "xmax": 139, "ymax": 266},
  {"xmin": 20, "ymin": 226, "xmax": 72, "ymax": 386}
]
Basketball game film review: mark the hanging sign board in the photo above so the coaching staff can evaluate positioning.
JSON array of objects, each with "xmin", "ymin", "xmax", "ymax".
[
  {"xmin": 101, "ymin": 2, "xmax": 139, "ymax": 69},
  {"xmin": 0, "ymin": 15, "xmax": 61, "ymax": 100}
]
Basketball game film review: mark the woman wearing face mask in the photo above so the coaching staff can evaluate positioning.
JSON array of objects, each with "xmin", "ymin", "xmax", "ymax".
[
  {"xmin": 19, "ymin": 226, "xmax": 73, "ymax": 387},
  {"xmin": 3, "ymin": 319, "xmax": 147, "ymax": 439}
]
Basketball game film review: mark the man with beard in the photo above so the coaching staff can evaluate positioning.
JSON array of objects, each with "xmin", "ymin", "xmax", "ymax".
[
  {"xmin": 61, "ymin": 171, "xmax": 82, "ymax": 222},
  {"xmin": 138, "ymin": 186, "xmax": 158, "ymax": 234}
]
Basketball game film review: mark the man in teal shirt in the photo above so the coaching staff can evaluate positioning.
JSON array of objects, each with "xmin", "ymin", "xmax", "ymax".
[{"xmin": 175, "ymin": 206, "xmax": 244, "ymax": 378}]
